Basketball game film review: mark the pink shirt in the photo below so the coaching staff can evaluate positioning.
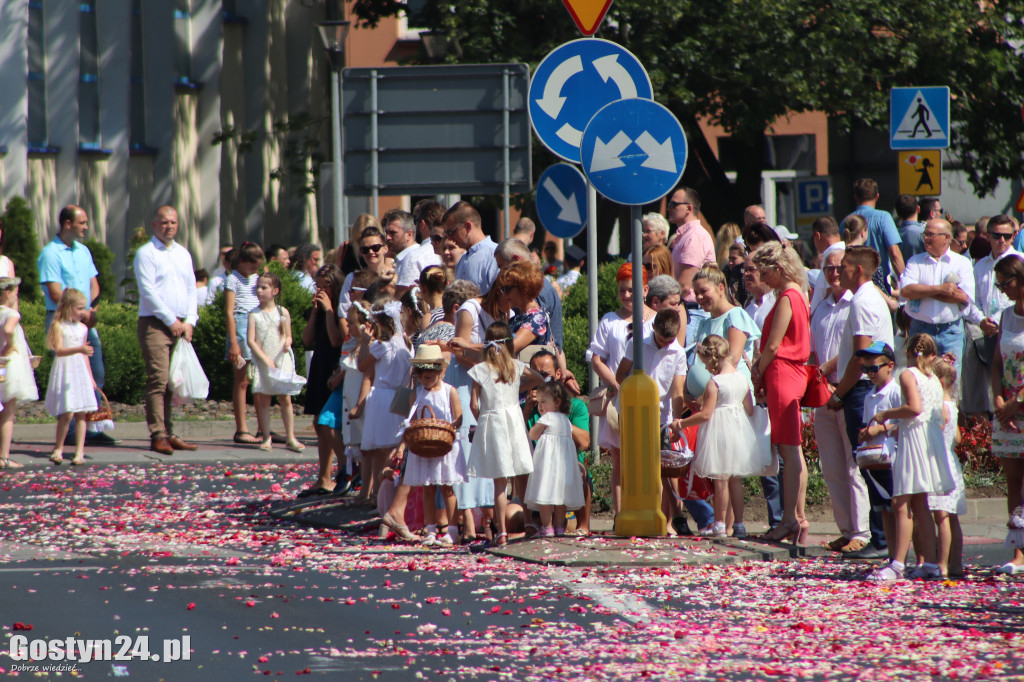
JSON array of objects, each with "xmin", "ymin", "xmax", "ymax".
[{"xmin": 671, "ymin": 220, "xmax": 715, "ymax": 302}]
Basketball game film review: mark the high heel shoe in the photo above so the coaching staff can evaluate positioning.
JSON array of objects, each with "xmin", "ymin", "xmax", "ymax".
[{"xmin": 759, "ymin": 520, "xmax": 799, "ymax": 544}]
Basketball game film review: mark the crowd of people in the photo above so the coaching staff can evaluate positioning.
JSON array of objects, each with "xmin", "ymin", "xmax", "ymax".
[{"xmin": 1, "ymin": 184, "xmax": 1023, "ymax": 574}]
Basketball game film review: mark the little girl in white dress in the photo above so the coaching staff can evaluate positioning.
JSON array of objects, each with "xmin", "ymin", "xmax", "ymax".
[
  {"xmin": 670, "ymin": 335, "xmax": 765, "ymax": 538},
  {"xmin": 865, "ymin": 334, "xmax": 956, "ymax": 582},
  {"xmin": 44, "ymin": 289, "xmax": 97, "ymax": 466},
  {"xmin": 524, "ymin": 380, "xmax": 584, "ymax": 536},
  {"xmin": 0, "ymin": 277, "xmax": 38, "ymax": 468},
  {"xmin": 463, "ymin": 322, "xmax": 543, "ymax": 546}
]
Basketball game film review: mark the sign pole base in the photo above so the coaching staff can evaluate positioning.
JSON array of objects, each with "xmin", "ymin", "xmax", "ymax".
[{"xmin": 614, "ymin": 369, "xmax": 666, "ymax": 537}]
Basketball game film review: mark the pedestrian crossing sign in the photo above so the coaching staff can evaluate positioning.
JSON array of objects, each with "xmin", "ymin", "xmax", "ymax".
[
  {"xmin": 898, "ymin": 151, "xmax": 941, "ymax": 196},
  {"xmin": 890, "ymin": 86, "xmax": 950, "ymax": 150}
]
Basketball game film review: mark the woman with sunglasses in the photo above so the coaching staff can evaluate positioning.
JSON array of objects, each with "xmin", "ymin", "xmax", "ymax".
[
  {"xmin": 337, "ymin": 225, "xmax": 394, "ymax": 337},
  {"xmin": 989, "ymin": 254, "xmax": 1024, "ymax": 574},
  {"xmin": 642, "ymin": 244, "xmax": 673, "ymax": 279}
]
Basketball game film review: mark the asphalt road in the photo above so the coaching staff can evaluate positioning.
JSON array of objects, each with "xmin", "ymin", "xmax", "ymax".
[{"xmin": 1, "ymin": 460, "xmax": 1022, "ymax": 681}]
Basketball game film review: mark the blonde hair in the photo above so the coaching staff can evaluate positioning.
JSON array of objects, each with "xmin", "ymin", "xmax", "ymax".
[
  {"xmin": 482, "ymin": 321, "xmax": 516, "ymax": 384},
  {"xmin": 692, "ymin": 262, "xmax": 734, "ymax": 303},
  {"xmin": 47, "ymin": 288, "xmax": 87, "ymax": 350},
  {"xmin": 696, "ymin": 334, "xmax": 730, "ymax": 376},
  {"xmin": 931, "ymin": 355, "xmax": 957, "ymax": 396},
  {"xmin": 905, "ymin": 333, "xmax": 938, "ymax": 373},
  {"xmin": 750, "ymin": 241, "xmax": 807, "ymax": 292},
  {"xmin": 715, "ymin": 222, "xmax": 742, "ymax": 266}
]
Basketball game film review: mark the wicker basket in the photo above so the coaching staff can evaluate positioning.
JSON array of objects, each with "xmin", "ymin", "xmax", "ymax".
[
  {"xmin": 403, "ymin": 405, "xmax": 456, "ymax": 458},
  {"xmin": 660, "ymin": 426, "xmax": 694, "ymax": 477},
  {"xmin": 84, "ymin": 390, "xmax": 113, "ymax": 423}
]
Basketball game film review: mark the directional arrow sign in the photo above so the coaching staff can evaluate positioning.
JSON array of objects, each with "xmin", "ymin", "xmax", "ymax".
[
  {"xmin": 529, "ymin": 39, "xmax": 652, "ymax": 163},
  {"xmin": 561, "ymin": 0, "xmax": 614, "ymax": 36},
  {"xmin": 581, "ymin": 98, "xmax": 687, "ymax": 206},
  {"xmin": 536, "ymin": 164, "xmax": 588, "ymax": 238}
]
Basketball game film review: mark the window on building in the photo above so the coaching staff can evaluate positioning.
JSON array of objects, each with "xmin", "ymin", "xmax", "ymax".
[
  {"xmin": 130, "ymin": 0, "xmax": 146, "ymax": 147},
  {"xmin": 27, "ymin": 2, "xmax": 46, "ymax": 147},
  {"xmin": 174, "ymin": 0, "xmax": 193, "ymax": 85},
  {"xmin": 79, "ymin": 1, "xmax": 101, "ymax": 148}
]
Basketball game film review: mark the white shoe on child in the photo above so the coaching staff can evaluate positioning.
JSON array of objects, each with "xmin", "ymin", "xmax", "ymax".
[
  {"xmin": 866, "ymin": 561, "xmax": 905, "ymax": 582},
  {"xmin": 907, "ymin": 563, "xmax": 942, "ymax": 580},
  {"xmin": 422, "ymin": 533, "xmax": 439, "ymax": 547},
  {"xmin": 438, "ymin": 534, "xmax": 453, "ymax": 547}
]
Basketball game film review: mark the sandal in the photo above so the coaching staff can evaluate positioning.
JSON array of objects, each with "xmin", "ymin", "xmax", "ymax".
[
  {"xmin": 494, "ymin": 532, "xmax": 508, "ymax": 547},
  {"xmin": 285, "ymin": 439, "xmax": 305, "ymax": 452},
  {"xmin": 49, "ymin": 451, "xmax": 64, "ymax": 465},
  {"xmin": 0, "ymin": 459, "xmax": 24, "ymax": 469},
  {"xmin": 233, "ymin": 431, "xmax": 260, "ymax": 445},
  {"xmin": 70, "ymin": 456, "xmax": 86, "ymax": 466},
  {"xmin": 257, "ymin": 440, "xmax": 273, "ymax": 452}
]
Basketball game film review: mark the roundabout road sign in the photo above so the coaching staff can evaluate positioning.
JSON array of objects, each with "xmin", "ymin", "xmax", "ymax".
[
  {"xmin": 528, "ymin": 39, "xmax": 652, "ymax": 163},
  {"xmin": 581, "ymin": 98, "xmax": 687, "ymax": 206}
]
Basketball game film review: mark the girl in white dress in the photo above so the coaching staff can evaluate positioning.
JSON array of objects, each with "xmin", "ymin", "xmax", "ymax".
[
  {"xmin": 865, "ymin": 334, "xmax": 957, "ymax": 581},
  {"xmin": 381, "ymin": 346, "xmax": 467, "ymax": 546},
  {"xmin": 466, "ymin": 322, "xmax": 543, "ymax": 546},
  {"xmin": 359, "ymin": 298, "xmax": 413, "ymax": 502},
  {"xmin": 0, "ymin": 277, "xmax": 38, "ymax": 468},
  {"xmin": 525, "ymin": 381, "xmax": 584, "ymax": 536},
  {"xmin": 927, "ymin": 356, "xmax": 966, "ymax": 577},
  {"xmin": 669, "ymin": 335, "xmax": 764, "ymax": 537},
  {"xmin": 587, "ymin": 262, "xmax": 655, "ymax": 514},
  {"xmin": 44, "ymin": 289, "xmax": 97, "ymax": 466},
  {"xmin": 247, "ymin": 272, "xmax": 303, "ymax": 453}
]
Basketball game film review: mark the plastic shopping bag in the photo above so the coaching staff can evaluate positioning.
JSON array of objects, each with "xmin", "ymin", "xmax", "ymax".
[{"xmin": 169, "ymin": 338, "xmax": 210, "ymax": 404}]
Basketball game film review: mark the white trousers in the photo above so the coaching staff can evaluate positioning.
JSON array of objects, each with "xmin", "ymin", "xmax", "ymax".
[{"xmin": 813, "ymin": 405, "xmax": 870, "ymax": 542}]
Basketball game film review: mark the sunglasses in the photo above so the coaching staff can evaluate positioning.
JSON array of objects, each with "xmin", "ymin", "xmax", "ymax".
[
  {"xmin": 667, "ymin": 201, "xmax": 690, "ymax": 210},
  {"xmin": 823, "ymin": 265, "xmax": 842, "ymax": 274},
  {"xmin": 642, "ymin": 262, "xmax": 654, "ymax": 272},
  {"xmin": 996, "ymin": 278, "xmax": 1016, "ymax": 292},
  {"xmin": 360, "ymin": 244, "xmax": 384, "ymax": 255},
  {"xmin": 989, "ymin": 232, "xmax": 1014, "ymax": 242},
  {"xmin": 863, "ymin": 362, "xmax": 893, "ymax": 373},
  {"xmin": 499, "ymin": 285, "xmax": 514, "ymax": 295},
  {"xmin": 429, "ymin": 234, "xmax": 445, "ymax": 243}
]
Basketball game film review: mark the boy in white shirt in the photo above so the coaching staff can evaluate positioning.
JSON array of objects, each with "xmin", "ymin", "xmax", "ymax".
[{"xmin": 856, "ymin": 341, "xmax": 901, "ymax": 561}]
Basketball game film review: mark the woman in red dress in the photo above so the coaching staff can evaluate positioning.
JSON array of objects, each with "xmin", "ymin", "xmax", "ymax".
[{"xmin": 752, "ymin": 242, "xmax": 811, "ymax": 544}]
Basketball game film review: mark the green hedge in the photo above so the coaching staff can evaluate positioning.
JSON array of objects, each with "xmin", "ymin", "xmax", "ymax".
[
  {"xmin": 21, "ymin": 263, "xmax": 315, "ymax": 404},
  {"xmin": 561, "ymin": 259, "xmax": 624, "ymax": 395}
]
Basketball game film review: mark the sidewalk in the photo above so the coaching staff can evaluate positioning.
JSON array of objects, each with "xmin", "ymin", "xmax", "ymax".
[{"xmin": 9, "ymin": 418, "xmax": 1013, "ymax": 567}]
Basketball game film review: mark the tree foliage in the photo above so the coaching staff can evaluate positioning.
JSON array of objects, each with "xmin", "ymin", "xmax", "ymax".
[
  {"xmin": 2, "ymin": 197, "xmax": 41, "ymax": 302},
  {"xmin": 351, "ymin": 0, "xmax": 1024, "ymax": 199}
]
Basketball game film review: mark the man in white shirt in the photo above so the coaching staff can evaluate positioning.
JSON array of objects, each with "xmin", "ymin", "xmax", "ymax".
[
  {"xmin": 963, "ymin": 214, "xmax": 1018, "ymax": 415},
  {"xmin": 135, "ymin": 206, "xmax": 199, "ymax": 455},
  {"xmin": 809, "ymin": 216, "xmax": 845, "ymax": 312},
  {"xmin": 390, "ymin": 209, "xmax": 441, "ymax": 297},
  {"xmin": 829, "ymin": 245, "xmax": 895, "ymax": 558},
  {"xmin": 615, "ymin": 308, "xmax": 687, "ymax": 427},
  {"xmin": 899, "ymin": 218, "xmax": 976, "ymax": 378}
]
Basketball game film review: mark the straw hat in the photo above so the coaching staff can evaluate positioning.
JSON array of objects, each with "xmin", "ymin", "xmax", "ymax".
[{"xmin": 411, "ymin": 344, "xmax": 444, "ymax": 368}]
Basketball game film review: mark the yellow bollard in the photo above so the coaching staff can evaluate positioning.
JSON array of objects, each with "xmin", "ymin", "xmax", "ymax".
[{"xmin": 614, "ymin": 369, "xmax": 666, "ymax": 537}]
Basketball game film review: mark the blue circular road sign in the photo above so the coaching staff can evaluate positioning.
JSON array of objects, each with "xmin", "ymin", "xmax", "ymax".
[
  {"xmin": 536, "ymin": 164, "xmax": 588, "ymax": 239},
  {"xmin": 580, "ymin": 98, "xmax": 687, "ymax": 206},
  {"xmin": 529, "ymin": 39, "xmax": 652, "ymax": 164}
]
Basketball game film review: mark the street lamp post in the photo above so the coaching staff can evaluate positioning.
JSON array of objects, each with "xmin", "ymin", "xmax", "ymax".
[{"xmin": 318, "ymin": 20, "xmax": 350, "ymax": 248}]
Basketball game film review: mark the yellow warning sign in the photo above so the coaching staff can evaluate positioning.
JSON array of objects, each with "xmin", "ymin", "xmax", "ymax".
[{"xmin": 898, "ymin": 151, "xmax": 941, "ymax": 196}]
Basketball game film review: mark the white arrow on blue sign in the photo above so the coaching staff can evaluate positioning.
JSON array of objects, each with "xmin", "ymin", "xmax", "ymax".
[
  {"xmin": 536, "ymin": 163, "xmax": 588, "ymax": 239},
  {"xmin": 529, "ymin": 39, "xmax": 652, "ymax": 163},
  {"xmin": 581, "ymin": 98, "xmax": 687, "ymax": 206}
]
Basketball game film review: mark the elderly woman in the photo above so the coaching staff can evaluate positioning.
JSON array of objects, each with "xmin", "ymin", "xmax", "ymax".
[
  {"xmin": 810, "ymin": 246, "xmax": 872, "ymax": 553},
  {"xmin": 642, "ymin": 212, "xmax": 671, "ymax": 248},
  {"xmin": 646, "ymin": 275, "xmax": 687, "ymax": 346},
  {"xmin": 990, "ymin": 254, "xmax": 1024, "ymax": 574},
  {"xmin": 642, "ymin": 244, "xmax": 674, "ymax": 280},
  {"xmin": 752, "ymin": 242, "xmax": 811, "ymax": 544}
]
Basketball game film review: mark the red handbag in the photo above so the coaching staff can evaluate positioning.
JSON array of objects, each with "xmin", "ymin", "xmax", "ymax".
[{"xmin": 801, "ymin": 364, "xmax": 833, "ymax": 408}]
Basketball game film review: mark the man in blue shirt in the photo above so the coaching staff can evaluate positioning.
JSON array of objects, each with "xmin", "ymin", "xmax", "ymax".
[
  {"xmin": 851, "ymin": 179, "xmax": 904, "ymax": 291},
  {"xmin": 446, "ymin": 201, "xmax": 498, "ymax": 293},
  {"xmin": 895, "ymin": 194, "xmax": 925, "ymax": 263},
  {"xmin": 37, "ymin": 206, "xmax": 120, "ymax": 445}
]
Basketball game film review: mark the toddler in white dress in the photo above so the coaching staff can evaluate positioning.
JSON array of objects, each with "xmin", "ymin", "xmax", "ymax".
[
  {"xmin": 44, "ymin": 289, "xmax": 97, "ymax": 466},
  {"xmin": 524, "ymin": 381, "xmax": 584, "ymax": 536}
]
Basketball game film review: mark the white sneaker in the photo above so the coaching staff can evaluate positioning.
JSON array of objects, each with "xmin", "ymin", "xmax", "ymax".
[
  {"xmin": 438, "ymin": 534, "xmax": 454, "ymax": 547},
  {"xmin": 907, "ymin": 564, "xmax": 942, "ymax": 580},
  {"xmin": 421, "ymin": 533, "xmax": 438, "ymax": 547}
]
